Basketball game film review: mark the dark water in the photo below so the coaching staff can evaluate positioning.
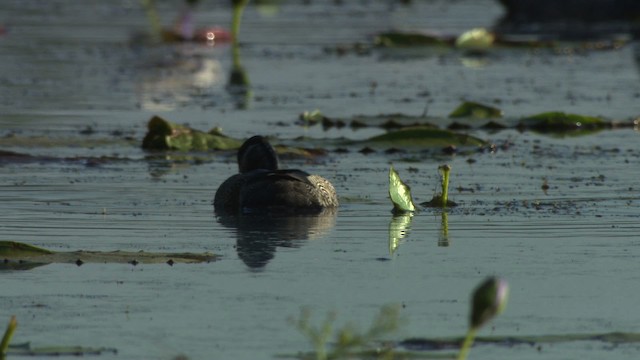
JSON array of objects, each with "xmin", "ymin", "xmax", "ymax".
[{"xmin": 1, "ymin": 1, "xmax": 640, "ymax": 359}]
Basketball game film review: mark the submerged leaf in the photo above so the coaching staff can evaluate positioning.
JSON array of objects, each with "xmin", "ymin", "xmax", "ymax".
[
  {"xmin": 449, "ymin": 101, "xmax": 503, "ymax": 119},
  {"xmin": 368, "ymin": 127, "xmax": 487, "ymax": 148},
  {"xmin": 374, "ymin": 31, "xmax": 452, "ymax": 47},
  {"xmin": 142, "ymin": 115, "xmax": 242, "ymax": 151},
  {"xmin": 389, "ymin": 166, "xmax": 416, "ymax": 213},
  {"xmin": 519, "ymin": 112, "xmax": 607, "ymax": 132}
]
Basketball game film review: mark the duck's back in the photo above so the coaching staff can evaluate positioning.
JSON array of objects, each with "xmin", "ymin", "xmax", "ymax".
[{"xmin": 239, "ymin": 170, "xmax": 338, "ymax": 214}]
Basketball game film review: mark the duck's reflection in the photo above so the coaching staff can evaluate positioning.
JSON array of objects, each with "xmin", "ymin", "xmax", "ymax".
[{"xmin": 216, "ymin": 209, "xmax": 337, "ymax": 269}]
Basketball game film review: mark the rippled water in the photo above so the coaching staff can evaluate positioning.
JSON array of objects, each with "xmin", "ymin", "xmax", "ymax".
[{"xmin": 1, "ymin": 0, "xmax": 640, "ymax": 359}]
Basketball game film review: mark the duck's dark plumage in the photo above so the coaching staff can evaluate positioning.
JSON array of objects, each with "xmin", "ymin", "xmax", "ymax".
[{"xmin": 214, "ymin": 136, "xmax": 338, "ymax": 214}]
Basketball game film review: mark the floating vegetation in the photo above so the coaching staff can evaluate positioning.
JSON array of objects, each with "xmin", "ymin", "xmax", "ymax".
[
  {"xmin": 0, "ymin": 241, "xmax": 216, "ymax": 269},
  {"xmin": 518, "ymin": 111, "xmax": 607, "ymax": 132},
  {"xmin": 367, "ymin": 127, "xmax": 486, "ymax": 149},
  {"xmin": 448, "ymin": 101, "xmax": 503, "ymax": 119},
  {"xmin": 142, "ymin": 115, "xmax": 242, "ymax": 151},
  {"xmin": 373, "ymin": 28, "xmax": 629, "ymax": 52}
]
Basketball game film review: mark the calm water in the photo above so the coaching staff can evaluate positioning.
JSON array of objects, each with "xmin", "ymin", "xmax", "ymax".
[{"xmin": 1, "ymin": 1, "xmax": 640, "ymax": 359}]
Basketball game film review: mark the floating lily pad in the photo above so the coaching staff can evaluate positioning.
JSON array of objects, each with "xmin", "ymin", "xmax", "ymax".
[
  {"xmin": 518, "ymin": 112, "xmax": 608, "ymax": 132},
  {"xmin": 449, "ymin": 101, "xmax": 503, "ymax": 119},
  {"xmin": 142, "ymin": 115, "xmax": 242, "ymax": 151},
  {"xmin": 0, "ymin": 241, "xmax": 216, "ymax": 269},
  {"xmin": 367, "ymin": 127, "xmax": 487, "ymax": 148}
]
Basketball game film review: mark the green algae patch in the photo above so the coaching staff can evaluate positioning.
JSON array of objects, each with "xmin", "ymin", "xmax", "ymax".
[
  {"xmin": 449, "ymin": 101, "xmax": 503, "ymax": 119},
  {"xmin": 142, "ymin": 115, "xmax": 242, "ymax": 151},
  {"xmin": 518, "ymin": 112, "xmax": 608, "ymax": 132},
  {"xmin": 0, "ymin": 241, "xmax": 216, "ymax": 268},
  {"xmin": 367, "ymin": 127, "xmax": 487, "ymax": 148}
]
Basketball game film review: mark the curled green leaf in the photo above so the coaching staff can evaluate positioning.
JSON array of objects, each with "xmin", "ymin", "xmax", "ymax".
[{"xmin": 389, "ymin": 166, "xmax": 416, "ymax": 213}]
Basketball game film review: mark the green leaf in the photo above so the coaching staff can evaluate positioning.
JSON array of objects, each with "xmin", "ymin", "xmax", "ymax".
[
  {"xmin": 389, "ymin": 166, "xmax": 416, "ymax": 213},
  {"xmin": 449, "ymin": 101, "xmax": 503, "ymax": 119}
]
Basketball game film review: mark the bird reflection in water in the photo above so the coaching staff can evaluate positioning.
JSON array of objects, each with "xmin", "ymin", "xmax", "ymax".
[{"xmin": 216, "ymin": 209, "xmax": 337, "ymax": 269}]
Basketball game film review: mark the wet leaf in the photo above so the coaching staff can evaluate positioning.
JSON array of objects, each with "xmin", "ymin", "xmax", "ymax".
[
  {"xmin": 142, "ymin": 115, "xmax": 242, "ymax": 151},
  {"xmin": 519, "ymin": 111, "xmax": 607, "ymax": 131},
  {"xmin": 368, "ymin": 127, "xmax": 487, "ymax": 148},
  {"xmin": 389, "ymin": 166, "xmax": 416, "ymax": 213},
  {"xmin": 449, "ymin": 101, "xmax": 503, "ymax": 119}
]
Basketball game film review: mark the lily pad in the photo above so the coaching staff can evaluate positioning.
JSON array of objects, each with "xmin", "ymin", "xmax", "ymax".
[
  {"xmin": 142, "ymin": 115, "xmax": 242, "ymax": 151},
  {"xmin": 0, "ymin": 241, "xmax": 216, "ymax": 268},
  {"xmin": 449, "ymin": 101, "xmax": 503, "ymax": 119},
  {"xmin": 367, "ymin": 127, "xmax": 487, "ymax": 148},
  {"xmin": 518, "ymin": 112, "xmax": 608, "ymax": 131}
]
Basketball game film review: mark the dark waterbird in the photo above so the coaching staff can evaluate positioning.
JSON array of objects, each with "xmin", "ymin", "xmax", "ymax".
[{"xmin": 214, "ymin": 136, "xmax": 338, "ymax": 214}]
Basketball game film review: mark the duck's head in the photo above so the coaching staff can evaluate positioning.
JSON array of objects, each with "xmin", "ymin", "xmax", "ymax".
[{"xmin": 238, "ymin": 135, "xmax": 279, "ymax": 173}]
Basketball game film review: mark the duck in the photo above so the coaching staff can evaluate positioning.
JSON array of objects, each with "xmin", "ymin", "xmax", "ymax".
[{"xmin": 214, "ymin": 136, "xmax": 339, "ymax": 214}]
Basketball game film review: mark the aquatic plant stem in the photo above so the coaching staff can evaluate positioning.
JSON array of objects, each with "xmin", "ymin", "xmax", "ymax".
[
  {"xmin": 456, "ymin": 327, "xmax": 477, "ymax": 360},
  {"xmin": 140, "ymin": 0, "xmax": 163, "ymax": 41},
  {"xmin": 0, "ymin": 316, "xmax": 17, "ymax": 356},
  {"xmin": 439, "ymin": 165, "xmax": 451, "ymax": 207},
  {"xmin": 231, "ymin": 0, "xmax": 248, "ymax": 47}
]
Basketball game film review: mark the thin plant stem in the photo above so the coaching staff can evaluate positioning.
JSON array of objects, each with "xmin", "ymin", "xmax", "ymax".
[
  {"xmin": 439, "ymin": 165, "xmax": 451, "ymax": 207},
  {"xmin": 456, "ymin": 327, "xmax": 477, "ymax": 360},
  {"xmin": 231, "ymin": 0, "xmax": 248, "ymax": 47}
]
